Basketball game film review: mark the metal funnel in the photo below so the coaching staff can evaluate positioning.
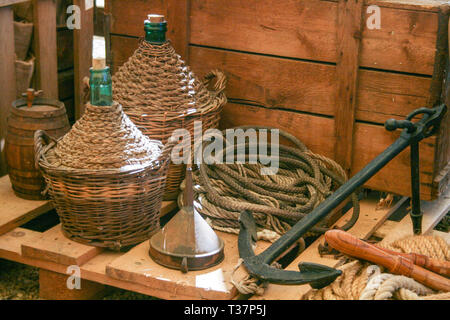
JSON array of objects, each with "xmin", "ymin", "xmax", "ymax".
[{"xmin": 149, "ymin": 166, "xmax": 225, "ymax": 273}]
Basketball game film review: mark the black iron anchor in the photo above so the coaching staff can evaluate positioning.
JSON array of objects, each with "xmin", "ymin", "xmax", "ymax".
[{"xmin": 238, "ymin": 104, "xmax": 447, "ymax": 288}]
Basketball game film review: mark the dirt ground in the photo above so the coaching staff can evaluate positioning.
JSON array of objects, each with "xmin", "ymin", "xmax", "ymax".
[{"xmin": 0, "ymin": 259, "xmax": 156, "ymax": 300}]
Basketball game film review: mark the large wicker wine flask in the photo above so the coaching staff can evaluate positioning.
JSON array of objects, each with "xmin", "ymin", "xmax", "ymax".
[
  {"xmin": 6, "ymin": 97, "xmax": 70, "ymax": 200},
  {"xmin": 112, "ymin": 15, "xmax": 227, "ymax": 200}
]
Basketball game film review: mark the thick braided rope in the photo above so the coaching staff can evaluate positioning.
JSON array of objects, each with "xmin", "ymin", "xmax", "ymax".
[
  {"xmin": 179, "ymin": 127, "xmax": 360, "ymax": 237},
  {"xmin": 52, "ymin": 102, "xmax": 162, "ymax": 170},
  {"xmin": 302, "ymin": 235, "xmax": 450, "ymax": 300},
  {"xmin": 176, "ymin": 127, "xmax": 360, "ymax": 296}
]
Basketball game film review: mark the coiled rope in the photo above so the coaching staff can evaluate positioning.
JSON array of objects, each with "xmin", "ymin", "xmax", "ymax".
[
  {"xmin": 178, "ymin": 126, "xmax": 360, "ymax": 241},
  {"xmin": 177, "ymin": 126, "xmax": 361, "ymax": 295},
  {"xmin": 303, "ymin": 235, "xmax": 450, "ymax": 300}
]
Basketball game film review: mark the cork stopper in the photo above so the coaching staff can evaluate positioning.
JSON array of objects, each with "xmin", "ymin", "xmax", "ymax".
[
  {"xmin": 92, "ymin": 58, "xmax": 106, "ymax": 70},
  {"xmin": 147, "ymin": 14, "xmax": 165, "ymax": 23}
]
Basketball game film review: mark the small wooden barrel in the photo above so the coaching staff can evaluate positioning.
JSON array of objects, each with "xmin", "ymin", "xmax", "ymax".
[{"xmin": 5, "ymin": 98, "xmax": 70, "ymax": 200}]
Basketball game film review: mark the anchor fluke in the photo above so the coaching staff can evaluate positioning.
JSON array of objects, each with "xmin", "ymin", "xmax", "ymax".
[
  {"xmin": 238, "ymin": 210, "xmax": 341, "ymax": 287},
  {"xmin": 298, "ymin": 263, "xmax": 342, "ymax": 289}
]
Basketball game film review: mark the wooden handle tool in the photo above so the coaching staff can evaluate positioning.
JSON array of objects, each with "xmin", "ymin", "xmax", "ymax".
[
  {"xmin": 373, "ymin": 244, "xmax": 450, "ymax": 278},
  {"xmin": 324, "ymin": 229, "xmax": 450, "ymax": 292}
]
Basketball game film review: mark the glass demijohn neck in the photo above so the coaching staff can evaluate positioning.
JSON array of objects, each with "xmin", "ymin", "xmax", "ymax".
[
  {"xmin": 89, "ymin": 62, "xmax": 113, "ymax": 107},
  {"xmin": 144, "ymin": 14, "xmax": 167, "ymax": 44}
]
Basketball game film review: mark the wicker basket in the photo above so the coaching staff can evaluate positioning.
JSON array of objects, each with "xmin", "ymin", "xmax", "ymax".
[
  {"xmin": 112, "ymin": 39, "xmax": 227, "ymax": 200},
  {"xmin": 34, "ymin": 102, "xmax": 177, "ymax": 250}
]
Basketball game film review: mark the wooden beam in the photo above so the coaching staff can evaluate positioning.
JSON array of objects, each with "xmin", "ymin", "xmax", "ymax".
[
  {"xmin": 0, "ymin": 176, "xmax": 53, "ymax": 236},
  {"xmin": 39, "ymin": 269, "xmax": 107, "ymax": 300},
  {"xmin": 73, "ymin": 0, "xmax": 94, "ymax": 119},
  {"xmin": 21, "ymin": 224, "xmax": 104, "ymax": 266},
  {"xmin": 431, "ymin": 6, "xmax": 450, "ymax": 199},
  {"xmin": 164, "ymin": 0, "xmax": 190, "ymax": 62},
  {"xmin": 0, "ymin": 5, "xmax": 16, "ymax": 176},
  {"xmin": 334, "ymin": 0, "xmax": 364, "ymax": 173},
  {"xmin": 428, "ymin": 5, "xmax": 450, "ymax": 107},
  {"xmin": 0, "ymin": 0, "xmax": 28, "ymax": 7},
  {"xmin": 33, "ymin": 0, "xmax": 59, "ymax": 99}
]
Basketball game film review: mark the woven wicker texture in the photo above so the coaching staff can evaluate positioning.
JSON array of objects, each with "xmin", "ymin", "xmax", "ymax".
[
  {"xmin": 35, "ymin": 102, "xmax": 177, "ymax": 250},
  {"xmin": 53, "ymin": 102, "xmax": 162, "ymax": 170},
  {"xmin": 112, "ymin": 39, "xmax": 227, "ymax": 200}
]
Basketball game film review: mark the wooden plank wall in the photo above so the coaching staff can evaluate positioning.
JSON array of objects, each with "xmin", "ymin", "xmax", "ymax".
[
  {"xmin": 0, "ymin": 4, "xmax": 17, "ymax": 176},
  {"xmin": 104, "ymin": 0, "xmax": 449, "ymax": 200},
  {"xmin": 56, "ymin": 0, "xmax": 75, "ymax": 123},
  {"xmin": 33, "ymin": 0, "xmax": 58, "ymax": 99},
  {"xmin": 14, "ymin": 0, "xmax": 76, "ymax": 122}
]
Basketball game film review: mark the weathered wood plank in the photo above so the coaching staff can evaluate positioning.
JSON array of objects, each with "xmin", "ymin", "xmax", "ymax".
[
  {"xmin": 0, "ymin": 227, "xmax": 41, "ymax": 257},
  {"xmin": 427, "ymin": 4, "xmax": 449, "ymax": 107},
  {"xmin": 365, "ymin": 0, "xmax": 444, "ymax": 12},
  {"xmin": 189, "ymin": 47, "xmax": 433, "ymax": 124},
  {"xmin": 351, "ymin": 121, "xmax": 436, "ymax": 199},
  {"xmin": 375, "ymin": 220, "xmax": 450, "ymax": 241},
  {"xmin": 189, "ymin": 0, "xmax": 438, "ymax": 75},
  {"xmin": 373, "ymin": 219, "xmax": 400, "ymax": 239},
  {"xmin": 20, "ymin": 200, "xmax": 177, "ymax": 266},
  {"xmin": 110, "ymin": 37, "xmax": 432, "ymax": 123},
  {"xmin": 334, "ymin": 0, "xmax": 364, "ymax": 172},
  {"xmin": 109, "ymin": 35, "xmax": 139, "ymax": 74},
  {"xmin": 105, "ymin": 0, "xmax": 439, "ymax": 74},
  {"xmin": 21, "ymin": 224, "xmax": 104, "ymax": 266},
  {"xmin": 39, "ymin": 269, "xmax": 107, "ymax": 300},
  {"xmin": 0, "ymin": 6, "xmax": 16, "ymax": 176},
  {"xmin": 106, "ymin": 231, "xmax": 272, "ymax": 300},
  {"xmin": 105, "ymin": 0, "xmax": 164, "ymax": 38},
  {"xmin": 0, "ymin": 0, "xmax": 28, "ymax": 7},
  {"xmin": 33, "ymin": 0, "xmax": 59, "ymax": 99},
  {"xmin": 58, "ymin": 69, "xmax": 75, "ymax": 101},
  {"xmin": 164, "ymin": 0, "xmax": 190, "ymax": 62},
  {"xmin": 73, "ymin": 0, "xmax": 94, "ymax": 119},
  {"xmin": 431, "ymin": 14, "xmax": 450, "ymax": 199},
  {"xmin": 57, "ymin": 27, "xmax": 74, "ymax": 71},
  {"xmin": 0, "ymin": 176, "xmax": 53, "ymax": 236},
  {"xmin": 220, "ymin": 103, "xmax": 336, "ymax": 159}
]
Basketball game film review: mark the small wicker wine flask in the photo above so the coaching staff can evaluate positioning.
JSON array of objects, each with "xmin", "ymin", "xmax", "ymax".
[{"xmin": 35, "ymin": 59, "xmax": 176, "ymax": 250}]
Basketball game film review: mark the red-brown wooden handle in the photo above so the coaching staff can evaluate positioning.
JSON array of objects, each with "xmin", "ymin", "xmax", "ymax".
[
  {"xmin": 373, "ymin": 245, "xmax": 450, "ymax": 278},
  {"xmin": 324, "ymin": 230, "xmax": 450, "ymax": 292}
]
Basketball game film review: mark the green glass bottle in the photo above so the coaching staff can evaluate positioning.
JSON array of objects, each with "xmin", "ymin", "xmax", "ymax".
[
  {"xmin": 89, "ymin": 58, "xmax": 113, "ymax": 106},
  {"xmin": 144, "ymin": 14, "xmax": 167, "ymax": 44}
]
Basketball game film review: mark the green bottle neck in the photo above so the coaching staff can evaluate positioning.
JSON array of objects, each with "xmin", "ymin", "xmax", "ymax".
[
  {"xmin": 89, "ymin": 67, "xmax": 113, "ymax": 106},
  {"xmin": 144, "ymin": 21, "xmax": 167, "ymax": 44}
]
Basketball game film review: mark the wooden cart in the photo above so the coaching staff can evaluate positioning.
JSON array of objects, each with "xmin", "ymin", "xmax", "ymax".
[{"xmin": 0, "ymin": 175, "xmax": 448, "ymax": 300}]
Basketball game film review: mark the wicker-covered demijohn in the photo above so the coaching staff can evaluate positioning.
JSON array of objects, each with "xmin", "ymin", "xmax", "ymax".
[
  {"xmin": 34, "ymin": 102, "xmax": 176, "ymax": 250},
  {"xmin": 112, "ymin": 39, "xmax": 227, "ymax": 200}
]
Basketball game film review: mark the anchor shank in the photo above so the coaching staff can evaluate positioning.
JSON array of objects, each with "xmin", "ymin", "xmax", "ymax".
[
  {"xmin": 258, "ymin": 136, "xmax": 412, "ymax": 263},
  {"xmin": 238, "ymin": 105, "xmax": 446, "ymax": 287}
]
